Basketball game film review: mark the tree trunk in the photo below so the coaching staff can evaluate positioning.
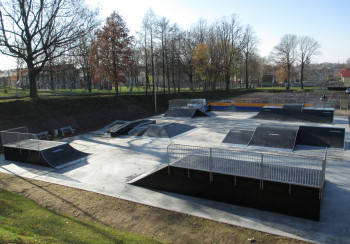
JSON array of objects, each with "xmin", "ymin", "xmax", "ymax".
[
  {"xmin": 166, "ymin": 56, "xmax": 170, "ymax": 94},
  {"xmin": 50, "ymin": 69, "xmax": 55, "ymax": 91},
  {"xmin": 28, "ymin": 67, "xmax": 39, "ymax": 98},
  {"xmin": 300, "ymin": 61, "xmax": 304, "ymax": 89},
  {"xmin": 171, "ymin": 60, "xmax": 176, "ymax": 93},
  {"xmin": 162, "ymin": 37, "xmax": 166, "ymax": 95},
  {"xmin": 189, "ymin": 73, "xmax": 193, "ymax": 91},
  {"xmin": 177, "ymin": 62, "xmax": 181, "ymax": 92},
  {"xmin": 287, "ymin": 63, "xmax": 291, "ymax": 90},
  {"xmin": 87, "ymin": 72, "xmax": 92, "ymax": 93},
  {"xmin": 225, "ymin": 72, "xmax": 230, "ymax": 91},
  {"xmin": 144, "ymin": 29, "xmax": 149, "ymax": 96},
  {"xmin": 245, "ymin": 53, "xmax": 249, "ymax": 89},
  {"xmin": 115, "ymin": 80, "xmax": 119, "ymax": 96}
]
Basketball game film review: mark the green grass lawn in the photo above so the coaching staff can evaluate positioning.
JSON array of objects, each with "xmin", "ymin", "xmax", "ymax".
[
  {"xmin": 255, "ymin": 86, "xmax": 318, "ymax": 91},
  {"xmin": 0, "ymin": 86, "xmax": 188, "ymax": 98},
  {"xmin": 0, "ymin": 85, "xmax": 321, "ymax": 100},
  {"xmin": 0, "ymin": 189, "xmax": 163, "ymax": 244}
]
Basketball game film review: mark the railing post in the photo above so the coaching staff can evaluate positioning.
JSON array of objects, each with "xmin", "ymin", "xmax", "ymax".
[
  {"xmin": 209, "ymin": 148, "xmax": 213, "ymax": 182},
  {"xmin": 260, "ymin": 153, "xmax": 264, "ymax": 190},
  {"xmin": 167, "ymin": 144, "xmax": 171, "ymax": 175},
  {"xmin": 17, "ymin": 133, "xmax": 22, "ymax": 154},
  {"xmin": 320, "ymin": 148, "xmax": 327, "ymax": 199}
]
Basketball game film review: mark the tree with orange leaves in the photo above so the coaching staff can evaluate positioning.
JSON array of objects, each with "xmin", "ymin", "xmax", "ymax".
[
  {"xmin": 89, "ymin": 11, "xmax": 133, "ymax": 96},
  {"xmin": 192, "ymin": 42, "xmax": 210, "ymax": 89}
]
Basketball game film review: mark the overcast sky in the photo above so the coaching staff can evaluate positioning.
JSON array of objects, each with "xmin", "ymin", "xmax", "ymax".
[{"xmin": 1, "ymin": 0, "xmax": 349, "ymax": 70}]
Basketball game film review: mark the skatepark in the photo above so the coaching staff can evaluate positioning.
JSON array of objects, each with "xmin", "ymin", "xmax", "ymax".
[{"xmin": 1, "ymin": 98, "xmax": 350, "ymax": 243}]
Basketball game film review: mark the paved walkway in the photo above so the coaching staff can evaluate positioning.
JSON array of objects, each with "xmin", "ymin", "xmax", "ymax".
[{"xmin": 1, "ymin": 111, "xmax": 350, "ymax": 244}]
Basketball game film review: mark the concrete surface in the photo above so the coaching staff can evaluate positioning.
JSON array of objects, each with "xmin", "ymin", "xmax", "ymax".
[{"xmin": 1, "ymin": 111, "xmax": 350, "ymax": 244}]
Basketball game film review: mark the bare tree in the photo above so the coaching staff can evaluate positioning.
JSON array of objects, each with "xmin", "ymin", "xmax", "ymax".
[
  {"xmin": 142, "ymin": 9, "xmax": 157, "ymax": 96},
  {"xmin": 74, "ymin": 34, "xmax": 96, "ymax": 93},
  {"xmin": 218, "ymin": 16, "xmax": 244, "ymax": 91},
  {"xmin": 273, "ymin": 34, "xmax": 298, "ymax": 89},
  {"xmin": 141, "ymin": 9, "xmax": 158, "ymax": 96},
  {"xmin": 0, "ymin": 0, "xmax": 98, "ymax": 98},
  {"xmin": 242, "ymin": 25, "xmax": 259, "ymax": 89},
  {"xmin": 156, "ymin": 16, "xmax": 170, "ymax": 94},
  {"xmin": 128, "ymin": 44, "xmax": 142, "ymax": 92},
  {"xmin": 178, "ymin": 30, "xmax": 196, "ymax": 91},
  {"xmin": 298, "ymin": 36, "xmax": 321, "ymax": 89}
]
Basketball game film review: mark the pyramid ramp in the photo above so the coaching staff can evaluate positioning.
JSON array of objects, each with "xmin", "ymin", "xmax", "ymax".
[
  {"xmin": 143, "ymin": 123, "xmax": 196, "ymax": 138},
  {"xmin": 164, "ymin": 108, "xmax": 209, "ymax": 118}
]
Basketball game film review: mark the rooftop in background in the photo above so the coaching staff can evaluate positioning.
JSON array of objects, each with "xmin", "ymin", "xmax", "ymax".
[{"xmin": 341, "ymin": 68, "xmax": 350, "ymax": 77}]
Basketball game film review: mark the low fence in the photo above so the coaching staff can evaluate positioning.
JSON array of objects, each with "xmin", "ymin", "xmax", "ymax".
[
  {"xmin": 169, "ymin": 99, "xmax": 190, "ymax": 108},
  {"xmin": 0, "ymin": 127, "xmax": 36, "ymax": 149},
  {"xmin": 167, "ymin": 144, "xmax": 326, "ymax": 190},
  {"xmin": 169, "ymin": 99, "xmax": 207, "ymax": 108}
]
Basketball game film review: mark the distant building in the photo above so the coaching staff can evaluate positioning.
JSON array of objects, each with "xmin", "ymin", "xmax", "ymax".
[
  {"xmin": 341, "ymin": 69, "xmax": 350, "ymax": 86},
  {"xmin": 0, "ymin": 64, "xmax": 82, "ymax": 90},
  {"xmin": 262, "ymin": 74, "xmax": 275, "ymax": 87}
]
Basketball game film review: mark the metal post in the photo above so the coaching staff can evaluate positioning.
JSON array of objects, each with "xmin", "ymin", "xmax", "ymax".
[
  {"xmin": 167, "ymin": 144, "xmax": 171, "ymax": 175},
  {"xmin": 260, "ymin": 153, "xmax": 264, "ymax": 190},
  {"xmin": 209, "ymin": 148, "xmax": 213, "ymax": 182},
  {"xmin": 17, "ymin": 133, "xmax": 21, "ymax": 154},
  {"xmin": 152, "ymin": 54, "xmax": 157, "ymax": 114},
  {"xmin": 154, "ymin": 76, "xmax": 157, "ymax": 113},
  {"xmin": 320, "ymin": 148, "xmax": 327, "ymax": 199}
]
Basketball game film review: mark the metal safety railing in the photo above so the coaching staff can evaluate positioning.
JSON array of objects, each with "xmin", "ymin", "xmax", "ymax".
[
  {"xmin": 169, "ymin": 99, "xmax": 190, "ymax": 108},
  {"xmin": 168, "ymin": 99, "xmax": 206, "ymax": 108},
  {"xmin": 1, "ymin": 127, "xmax": 38, "ymax": 150},
  {"xmin": 167, "ymin": 144, "xmax": 326, "ymax": 189}
]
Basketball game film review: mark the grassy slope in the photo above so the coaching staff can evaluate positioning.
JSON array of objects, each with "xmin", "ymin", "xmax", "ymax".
[
  {"xmin": 0, "ymin": 173, "xmax": 309, "ymax": 244},
  {"xmin": 0, "ymin": 189, "xmax": 162, "ymax": 244},
  {"xmin": 0, "ymin": 89, "xmax": 258, "ymax": 133}
]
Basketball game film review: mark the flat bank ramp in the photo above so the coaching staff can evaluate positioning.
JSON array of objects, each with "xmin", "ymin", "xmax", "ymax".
[
  {"xmin": 249, "ymin": 124, "xmax": 299, "ymax": 150},
  {"xmin": 252, "ymin": 105, "xmax": 334, "ymax": 123},
  {"xmin": 222, "ymin": 128, "xmax": 255, "ymax": 145},
  {"xmin": 296, "ymin": 126, "xmax": 345, "ymax": 149}
]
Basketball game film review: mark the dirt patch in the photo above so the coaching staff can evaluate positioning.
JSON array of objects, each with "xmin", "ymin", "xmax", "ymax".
[{"xmin": 0, "ymin": 172, "xmax": 309, "ymax": 244}]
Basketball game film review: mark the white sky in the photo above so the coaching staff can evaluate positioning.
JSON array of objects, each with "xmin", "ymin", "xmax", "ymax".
[{"xmin": 1, "ymin": 0, "xmax": 349, "ymax": 70}]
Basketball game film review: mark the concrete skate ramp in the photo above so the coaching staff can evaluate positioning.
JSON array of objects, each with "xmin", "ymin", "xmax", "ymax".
[
  {"xmin": 282, "ymin": 104, "xmax": 303, "ymax": 111},
  {"xmin": 253, "ymin": 105, "xmax": 334, "ymax": 123},
  {"xmin": 3, "ymin": 139, "xmax": 89, "ymax": 169},
  {"xmin": 222, "ymin": 128, "xmax": 255, "ymax": 145},
  {"xmin": 222, "ymin": 124, "xmax": 344, "ymax": 150},
  {"xmin": 252, "ymin": 106, "xmax": 282, "ymax": 120},
  {"xmin": 296, "ymin": 126, "xmax": 345, "ymax": 149},
  {"xmin": 110, "ymin": 120, "xmax": 155, "ymax": 137},
  {"xmin": 164, "ymin": 108, "xmax": 209, "ymax": 118},
  {"xmin": 143, "ymin": 123, "xmax": 196, "ymax": 138},
  {"xmin": 302, "ymin": 107, "xmax": 334, "ymax": 123},
  {"xmin": 249, "ymin": 124, "xmax": 299, "ymax": 150},
  {"xmin": 130, "ymin": 159, "xmax": 322, "ymax": 221}
]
